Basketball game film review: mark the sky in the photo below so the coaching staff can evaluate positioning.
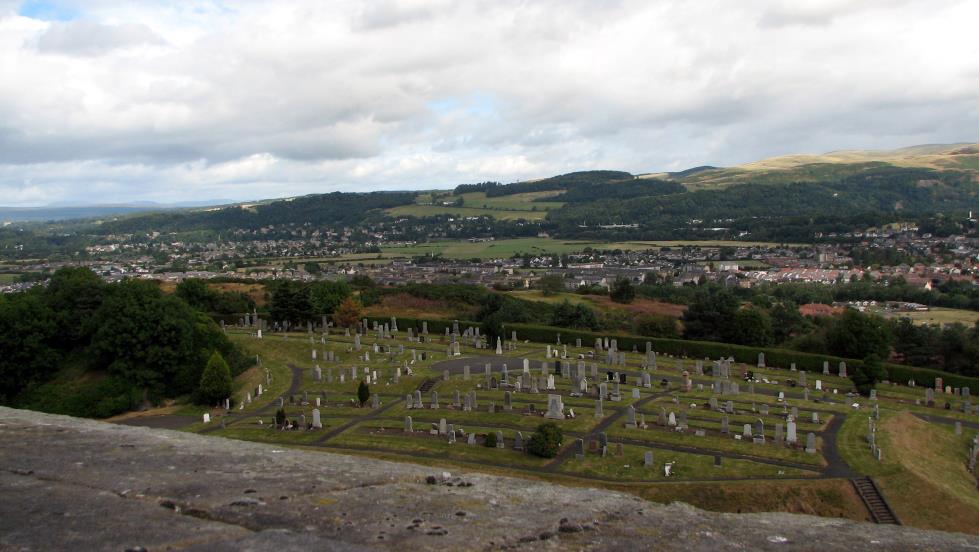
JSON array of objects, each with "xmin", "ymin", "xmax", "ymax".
[{"xmin": 0, "ymin": 0, "xmax": 977, "ymax": 207}]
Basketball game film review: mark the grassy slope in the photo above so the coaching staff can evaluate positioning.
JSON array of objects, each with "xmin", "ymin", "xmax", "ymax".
[
  {"xmin": 838, "ymin": 410, "xmax": 979, "ymax": 534},
  {"xmin": 676, "ymin": 143, "xmax": 979, "ymax": 190}
]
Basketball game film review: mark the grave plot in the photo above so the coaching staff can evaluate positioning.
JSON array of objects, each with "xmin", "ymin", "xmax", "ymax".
[
  {"xmin": 194, "ymin": 321, "xmax": 977, "ymax": 491},
  {"xmin": 328, "ymin": 419, "xmax": 552, "ymax": 469},
  {"xmin": 557, "ymin": 442, "xmax": 816, "ymax": 481}
]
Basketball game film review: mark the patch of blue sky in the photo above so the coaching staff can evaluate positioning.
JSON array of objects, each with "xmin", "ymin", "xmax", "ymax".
[
  {"xmin": 18, "ymin": 0, "xmax": 80, "ymax": 21},
  {"xmin": 427, "ymin": 92, "xmax": 498, "ymax": 117}
]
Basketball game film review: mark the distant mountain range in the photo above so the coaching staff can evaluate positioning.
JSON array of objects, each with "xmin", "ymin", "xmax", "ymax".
[{"xmin": 0, "ymin": 200, "xmax": 237, "ymax": 223}]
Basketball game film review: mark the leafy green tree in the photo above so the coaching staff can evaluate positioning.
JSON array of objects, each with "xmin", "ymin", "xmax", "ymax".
[
  {"xmin": 609, "ymin": 278, "xmax": 636, "ymax": 304},
  {"xmin": 851, "ymin": 354, "xmax": 886, "ymax": 396},
  {"xmin": 0, "ymin": 290, "xmax": 60, "ymax": 401},
  {"xmin": 483, "ymin": 431, "xmax": 497, "ymax": 448},
  {"xmin": 88, "ymin": 280, "xmax": 208, "ymax": 400},
  {"xmin": 304, "ymin": 261, "xmax": 322, "ymax": 274},
  {"xmin": 551, "ymin": 300, "xmax": 599, "ymax": 330},
  {"xmin": 682, "ymin": 288, "xmax": 739, "ymax": 342},
  {"xmin": 729, "ymin": 307, "xmax": 774, "ymax": 347},
  {"xmin": 45, "ymin": 267, "xmax": 105, "ymax": 346},
  {"xmin": 197, "ymin": 351, "xmax": 232, "ymax": 405},
  {"xmin": 825, "ymin": 309, "xmax": 891, "ymax": 360},
  {"xmin": 309, "ymin": 280, "xmax": 352, "ymax": 316},
  {"xmin": 357, "ymin": 380, "xmax": 370, "ymax": 406},
  {"xmin": 268, "ymin": 280, "xmax": 312, "ymax": 323},
  {"xmin": 635, "ymin": 314, "xmax": 678, "ymax": 338},
  {"xmin": 275, "ymin": 408, "xmax": 286, "ymax": 426},
  {"xmin": 526, "ymin": 422, "xmax": 563, "ymax": 458},
  {"xmin": 537, "ymin": 275, "xmax": 565, "ymax": 296},
  {"xmin": 770, "ymin": 301, "xmax": 807, "ymax": 344}
]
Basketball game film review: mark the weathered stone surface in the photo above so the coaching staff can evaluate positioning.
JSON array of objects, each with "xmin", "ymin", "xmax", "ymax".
[{"xmin": 1, "ymin": 407, "xmax": 977, "ymax": 551}]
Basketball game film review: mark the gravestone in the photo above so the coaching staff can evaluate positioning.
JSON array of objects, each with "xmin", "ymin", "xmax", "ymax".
[
  {"xmin": 805, "ymin": 432, "xmax": 817, "ymax": 453},
  {"xmin": 404, "ymin": 416, "xmax": 412, "ymax": 432},
  {"xmin": 625, "ymin": 405, "xmax": 637, "ymax": 428},
  {"xmin": 545, "ymin": 394, "xmax": 565, "ymax": 419}
]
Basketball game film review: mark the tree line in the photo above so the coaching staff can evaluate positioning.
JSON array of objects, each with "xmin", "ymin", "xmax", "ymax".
[{"xmin": 0, "ymin": 268, "xmax": 251, "ymax": 417}]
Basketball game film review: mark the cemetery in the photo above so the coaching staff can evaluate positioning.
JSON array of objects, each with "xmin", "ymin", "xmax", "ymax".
[{"xmin": 190, "ymin": 317, "xmax": 979, "ymax": 532}]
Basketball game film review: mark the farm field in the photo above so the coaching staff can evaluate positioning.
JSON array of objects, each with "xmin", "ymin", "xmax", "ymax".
[
  {"xmin": 155, "ymin": 321, "xmax": 979, "ymax": 532},
  {"xmin": 883, "ymin": 307, "xmax": 979, "ymax": 327},
  {"xmin": 387, "ymin": 190, "xmax": 565, "ymax": 221},
  {"xmin": 386, "ymin": 204, "xmax": 550, "ymax": 221}
]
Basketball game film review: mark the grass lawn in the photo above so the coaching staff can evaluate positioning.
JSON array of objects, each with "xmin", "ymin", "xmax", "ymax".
[
  {"xmin": 386, "ymin": 204, "xmax": 549, "ymax": 221},
  {"xmin": 886, "ymin": 307, "xmax": 979, "ymax": 327},
  {"xmin": 457, "ymin": 191, "xmax": 565, "ymax": 211},
  {"xmin": 559, "ymin": 442, "xmax": 814, "ymax": 481},
  {"xmin": 838, "ymin": 410, "xmax": 979, "ymax": 535}
]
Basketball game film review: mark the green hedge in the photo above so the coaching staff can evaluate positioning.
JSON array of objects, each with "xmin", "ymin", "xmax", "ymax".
[
  {"xmin": 365, "ymin": 316, "xmax": 482, "ymax": 336},
  {"xmin": 503, "ymin": 322, "xmax": 979, "ymax": 391}
]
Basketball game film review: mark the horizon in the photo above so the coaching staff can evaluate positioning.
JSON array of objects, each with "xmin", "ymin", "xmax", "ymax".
[{"xmin": 1, "ymin": 1, "xmax": 977, "ymax": 207}]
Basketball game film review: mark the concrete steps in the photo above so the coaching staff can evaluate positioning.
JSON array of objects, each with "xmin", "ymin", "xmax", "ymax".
[{"xmin": 851, "ymin": 476, "xmax": 900, "ymax": 525}]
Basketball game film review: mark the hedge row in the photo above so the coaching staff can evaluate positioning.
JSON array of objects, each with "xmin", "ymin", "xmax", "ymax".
[
  {"xmin": 502, "ymin": 323, "xmax": 979, "ymax": 391},
  {"xmin": 365, "ymin": 316, "xmax": 482, "ymax": 337}
]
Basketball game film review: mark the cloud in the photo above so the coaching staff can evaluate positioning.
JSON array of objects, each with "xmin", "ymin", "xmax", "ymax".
[
  {"xmin": 35, "ymin": 20, "xmax": 164, "ymax": 56},
  {"xmin": 0, "ymin": 0, "xmax": 976, "ymax": 206}
]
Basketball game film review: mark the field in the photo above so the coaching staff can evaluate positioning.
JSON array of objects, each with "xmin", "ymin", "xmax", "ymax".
[
  {"xmin": 386, "ymin": 190, "xmax": 564, "ymax": 221},
  {"xmin": 144, "ymin": 321, "xmax": 979, "ymax": 531},
  {"xmin": 0, "ymin": 273, "xmax": 19, "ymax": 283},
  {"xmin": 883, "ymin": 307, "xmax": 979, "ymax": 327},
  {"xmin": 507, "ymin": 290, "xmax": 686, "ymax": 319},
  {"xmin": 374, "ymin": 238, "xmax": 795, "ymax": 262}
]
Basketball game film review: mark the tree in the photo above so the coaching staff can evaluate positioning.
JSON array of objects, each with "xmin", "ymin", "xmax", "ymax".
[
  {"xmin": 309, "ymin": 280, "xmax": 352, "ymax": 316},
  {"xmin": 197, "ymin": 351, "xmax": 232, "ymax": 405},
  {"xmin": 825, "ymin": 309, "xmax": 891, "ymax": 360},
  {"xmin": 551, "ymin": 300, "xmax": 599, "ymax": 330},
  {"xmin": 635, "ymin": 314, "xmax": 678, "ymax": 338},
  {"xmin": 357, "ymin": 380, "xmax": 370, "ymax": 406},
  {"xmin": 333, "ymin": 297, "xmax": 362, "ymax": 328},
  {"xmin": 537, "ymin": 275, "xmax": 565, "ymax": 296},
  {"xmin": 770, "ymin": 301, "xmax": 807, "ymax": 344},
  {"xmin": 682, "ymin": 287, "xmax": 739, "ymax": 342},
  {"xmin": 729, "ymin": 307, "xmax": 774, "ymax": 347},
  {"xmin": 275, "ymin": 408, "xmax": 287, "ymax": 427},
  {"xmin": 304, "ymin": 261, "xmax": 322, "ymax": 274},
  {"xmin": 0, "ymin": 290, "xmax": 60, "ymax": 401},
  {"xmin": 88, "ymin": 280, "xmax": 199, "ymax": 398},
  {"xmin": 45, "ymin": 267, "xmax": 104, "ymax": 346},
  {"xmin": 609, "ymin": 278, "xmax": 636, "ymax": 304},
  {"xmin": 526, "ymin": 422, "xmax": 563, "ymax": 458},
  {"xmin": 851, "ymin": 354, "xmax": 886, "ymax": 396},
  {"xmin": 268, "ymin": 280, "xmax": 313, "ymax": 323},
  {"xmin": 483, "ymin": 431, "xmax": 498, "ymax": 448}
]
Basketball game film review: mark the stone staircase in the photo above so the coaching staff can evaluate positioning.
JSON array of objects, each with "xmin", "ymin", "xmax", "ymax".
[
  {"xmin": 851, "ymin": 476, "xmax": 900, "ymax": 525},
  {"xmin": 417, "ymin": 378, "xmax": 438, "ymax": 395}
]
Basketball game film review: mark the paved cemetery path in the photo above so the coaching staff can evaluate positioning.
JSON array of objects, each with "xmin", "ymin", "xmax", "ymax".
[
  {"xmin": 311, "ymin": 378, "xmax": 435, "ymax": 445},
  {"xmin": 318, "ymin": 441, "xmax": 827, "ymax": 485},
  {"xmin": 911, "ymin": 412, "xmax": 979, "ymax": 431},
  {"xmin": 198, "ymin": 364, "xmax": 304, "ymax": 434},
  {"xmin": 434, "ymin": 355, "xmax": 855, "ymax": 477},
  {"xmin": 542, "ymin": 391, "xmax": 669, "ymax": 472},
  {"xmin": 434, "ymin": 355, "xmax": 850, "ymax": 408},
  {"xmin": 820, "ymin": 414, "xmax": 857, "ymax": 478}
]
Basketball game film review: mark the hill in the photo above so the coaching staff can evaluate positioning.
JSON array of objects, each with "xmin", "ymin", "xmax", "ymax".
[{"xmin": 675, "ymin": 143, "xmax": 979, "ymax": 190}]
